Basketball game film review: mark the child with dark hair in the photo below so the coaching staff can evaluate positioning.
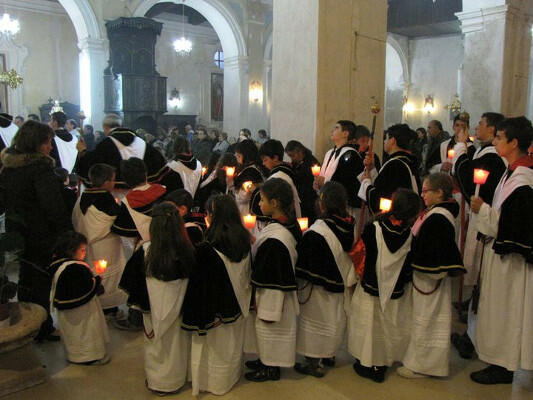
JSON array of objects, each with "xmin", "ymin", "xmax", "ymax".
[
  {"xmin": 49, "ymin": 231, "xmax": 109, "ymax": 365},
  {"xmin": 159, "ymin": 135, "xmax": 203, "ymax": 196},
  {"xmin": 54, "ymin": 166, "xmax": 77, "ymax": 214},
  {"xmin": 72, "ymin": 163, "xmax": 127, "ymax": 318},
  {"xmin": 119, "ymin": 202, "xmax": 194, "ymax": 395},
  {"xmin": 194, "ymin": 151, "xmax": 237, "ymax": 212},
  {"xmin": 259, "ymin": 139, "xmax": 302, "ymax": 218},
  {"xmin": 111, "ymin": 157, "xmax": 167, "ymax": 243},
  {"xmin": 231, "ymin": 139, "xmax": 265, "ymax": 215},
  {"xmin": 245, "ymin": 178, "xmax": 301, "ymax": 382},
  {"xmin": 165, "ymin": 188, "xmax": 206, "ymax": 245},
  {"xmin": 295, "ymin": 181, "xmax": 355, "ymax": 377},
  {"xmin": 181, "ymin": 194, "xmax": 252, "ymax": 395},
  {"xmin": 399, "ymin": 173, "xmax": 465, "ymax": 379},
  {"xmin": 348, "ymin": 188, "xmax": 421, "ymax": 383}
]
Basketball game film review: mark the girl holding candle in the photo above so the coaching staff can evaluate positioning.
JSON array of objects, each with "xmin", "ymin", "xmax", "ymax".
[
  {"xmin": 232, "ymin": 140, "xmax": 264, "ymax": 215},
  {"xmin": 245, "ymin": 178, "xmax": 302, "ymax": 382},
  {"xmin": 347, "ymin": 188, "xmax": 420, "ymax": 383},
  {"xmin": 121, "ymin": 202, "xmax": 195, "ymax": 395},
  {"xmin": 399, "ymin": 172, "xmax": 465, "ymax": 379},
  {"xmin": 49, "ymin": 231, "xmax": 109, "ymax": 365},
  {"xmin": 294, "ymin": 181, "xmax": 355, "ymax": 377},
  {"xmin": 181, "ymin": 194, "xmax": 252, "ymax": 396}
]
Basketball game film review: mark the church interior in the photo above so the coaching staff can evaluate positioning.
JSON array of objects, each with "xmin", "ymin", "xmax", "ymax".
[{"xmin": 0, "ymin": 0, "xmax": 532, "ymax": 398}]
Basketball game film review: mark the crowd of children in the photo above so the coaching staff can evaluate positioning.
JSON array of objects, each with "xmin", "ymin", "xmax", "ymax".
[{"xmin": 37, "ymin": 115, "xmax": 532, "ymax": 395}]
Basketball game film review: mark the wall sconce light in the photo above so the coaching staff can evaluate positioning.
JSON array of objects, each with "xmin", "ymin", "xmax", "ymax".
[
  {"xmin": 249, "ymin": 80, "xmax": 262, "ymax": 103},
  {"xmin": 402, "ymin": 96, "xmax": 415, "ymax": 113},
  {"xmin": 169, "ymin": 88, "xmax": 182, "ymax": 109},
  {"xmin": 423, "ymin": 95, "xmax": 435, "ymax": 114}
]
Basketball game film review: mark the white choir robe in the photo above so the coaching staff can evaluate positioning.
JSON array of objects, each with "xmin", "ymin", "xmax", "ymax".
[
  {"xmin": 189, "ymin": 251, "xmax": 251, "ymax": 396},
  {"xmin": 72, "ymin": 197, "xmax": 127, "ymax": 309},
  {"xmin": 255, "ymin": 288, "xmax": 299, "ymax": 367},
  {"xmin": 402, "ymin": 272, "xmax": 452, "ymax": 376},
  {"xmin": 57, "ymin": 296, "xmax": 110, "ymax": 363},
  {"xmin": 143, "ymin": 277, "xmax": 190, "ymax": 393},
  {"xmin": 474, "ymin": 201, "xmax": 533, "ymax": 371}
]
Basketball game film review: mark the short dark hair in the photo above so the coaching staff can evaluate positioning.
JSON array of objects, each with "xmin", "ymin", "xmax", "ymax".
[
  {"xmin": 15, "ymin": 115, "xmax": 24, "ymax": 123},
  {"xmin": 235, "ymin": 139, "xmax": 260, "ymax": 165},
  {"xmin": 338, "ymin": 120, "xmax": 357, "ymax": 141},
  {"xmin": 285, "ymin": 140, "xmax": 306, "ymax": 153},
  {"xmin": 53, "ymin": 231, "xmax": 87, "ymax": 260},
  {"xmin": 51, "ymin": 111, "xmax": 67, "ymax": 127},
  {"xmin": 240, "ymin": 128, "xmax": 251, "ymax": 138},
  {"xmin": 54, "ymin": 167, "xmax": 69, "ymax": 183},
  {"xmin": 27, "ymin": 113, "xmax": 40, "ymax": 122},
  {"xmin": 258, "ymin": 129, "xmax": 267, "ymax": 138},
  {"xmin": 173, "ymin": 135, "xmax": 190, "ymax": 156},
  {"xmin": 165, "ymin": 189, "xmax": 193, "ymax": 212},
  {"xmin": 430, "ymin": 120, "xmax": 443, "ymax": 131},
  {"xmin": 67, "ymin": 119, "xmax": 78, "ymax": 129},
  {"xmin": 481, "ymin": 112, "xmax": 505, "ymax": 130},
  {"xmin": 319, "ymin": 181, "xmax": 347, "ymax": 217},
  {"xmin": 390, "ymin": 188, "xmax": 421, "ymax": 222},
  {"xmin": 386, "ymin": 123, "xmax": 416, "ymax": 150},
  {"xmin": 425, "ymin": 172, "xmax": 454, "ymax": 200},
  {"xmin": 84, "ymin": 124, "xmax": 94, "ymax": 134},
  {"xmin": 453, "ymin": 113, "xmax": 469, "ymax": 127},
  {"xmin": 354, "ymin": 125, "xmax": 371, "ymax": 140},
  {"xmin": 13, "ymin": 120, "xmax": 54, "ymax": 153},
  {"xmin": 120, "ymin": 157, "xmax": 147, "ymax": 187},
  {"xmin": 496, "ymin": 116, "xmax": 533, "ymax": 153},
  {"xmin": 416, "ymin": 127, "xmax": 427, "ymax": 137},
  {"xmin": 89, "ymin": 163, "xmax": 116, "ymax": 187},
  {"xmin": 259, "ymin": 139, "xmax": 284, "ymax": 161}
]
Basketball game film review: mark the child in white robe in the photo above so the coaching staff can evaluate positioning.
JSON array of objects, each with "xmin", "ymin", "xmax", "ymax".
[
  {"xmin": 348, "ymin": 188, "xmax": 420, "ymax": 383},
  {"xmin": 72, "ymin": 163, "xmax": 127, "ymax": 317},
  {"xmin": 120, "ymin": 202, "xmax": 195, "ymax": 395},
  {"xmin": 245, "ymin": 178, "xmax": 302, "ymax": 382},
  {"xmin": 295, "ymin": 181, "xmax": 355, "ymax": 377},
  {"xmin": 181, "ymin": 194, "xmax": 252, "ymax": 395},
  {"xmin": 399, "ymin": 173, "xmax": 465, "ymax": 379},
  {"xmin": 49, "ymin": 231, "xmax": 110, "ymax": 365}
]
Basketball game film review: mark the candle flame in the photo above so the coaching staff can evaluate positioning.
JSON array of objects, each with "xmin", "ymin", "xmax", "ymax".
[
  {"xmin": 379, "ymin": 198, "xmax": 392, "ymax": 212},
  {"xmin": 297, "ymin": 217, "xmax": 309, "ymax": 232},
  {"xmin": 311, "ymin": 164, "xmax": 321, "ymax": 177}
]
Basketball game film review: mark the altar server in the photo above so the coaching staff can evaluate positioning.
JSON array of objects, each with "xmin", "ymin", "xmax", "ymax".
[
  {"xmin": 0, "ymin": 113, "xmax": 18, "ymax": 153},
  {"xmin": 348, "ymin": 188, "xmax": 420, "ymax": 383},
  {"xmin": 469, "ymin": 116, "xmax": 533, "ymax": 384},
  {"xmin": 245, "ymin": 178, "xmax": 302, "ymax": 382},
  {"xmin": 399, "ymin": 173, "xmax": 465, "ymax": 378},
  {"xmin": 295, "ymin": 181, "xmax": 355, "ymax": 377},
  {"xmin": 49, "ymin": 231, "xmax": 109, "ymax": 365},
  {"xmin": 231, "ymin": 139, "xmax": 264, "ymax": 215},
  {"xmin": 49, "ymin": 111, "xmax": 78, "ymax": 172},
  {"xmin": 181, "ymin": 194, "xmax": 252, "ymax": 395}
]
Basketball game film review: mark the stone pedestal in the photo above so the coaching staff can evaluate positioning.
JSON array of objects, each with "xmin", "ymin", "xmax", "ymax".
[
  {"xmin": 0, "ymin": 303, "xmax": 47, "ymax": 398},
  {"xmin": 271, "ymin": 0, "xmax": 387, "ymax": 159},
  {"xmin": 457, "ymin": 0, "xmax": 533, "ymax": 120}
]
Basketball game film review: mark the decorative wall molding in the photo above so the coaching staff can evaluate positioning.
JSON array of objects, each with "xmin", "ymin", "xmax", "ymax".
[{"xmin": 3, "ymin": 0, "xmax": 68, "ymax": 17}]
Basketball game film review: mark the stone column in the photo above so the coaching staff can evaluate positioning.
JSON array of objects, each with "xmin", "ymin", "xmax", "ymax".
[
  {"xmin": 457, "ymin": 0, "xmax": 533, "ymax": 120},
  {"xmin": 224, "ymin": 56, "xmax": 248, "ymax": 137},
  {"xmin": 78, "ymin": 38, "xmax": 107, "ymax": 130},
  {"xmin": 271, "ymin": 0, "xmax": 387, "ymax": 159}
]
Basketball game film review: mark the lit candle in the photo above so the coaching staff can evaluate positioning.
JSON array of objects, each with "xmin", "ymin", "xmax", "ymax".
[
  {"xmin": 297, "ymin": 217, "xmax": 309, "ymax": 232},
  {"xmin": 469, "ymin": 136, "xmax": 475, "ymax": 142},
  {"xmin": 242, "ymin": 181, "xmax": 253, "ymax": 192},
  {"xmin": 447, "ymin": 149, "xmax": 455, "ymax": 160},
  {"xmin": 226, "ymin": 166, "xmax": 235, "ymax": 178},
  {"xmin": 243, "ymin": 214, "xmax": 256, "ymax": 230},
  {"xmin": 201, "ymin": 167, "xmax": 207, "ymax": 177},
  {"xmin": 94, "ymin": 259, "xmax": 108, "ymax": 275},
  {"xmin": 204, "ymin": 216, "xmax": 210, "ymax": 229},
  {"xmin": 311, "ymin": 164, "xmax": 321, "ymax": 177},
  {"xmin": 379, "ymin": 198, "xmax": 392, "ymax": 213},
  {"xmin": 473, "ymin": 168, "xmax": 490, "ymax": 197}
]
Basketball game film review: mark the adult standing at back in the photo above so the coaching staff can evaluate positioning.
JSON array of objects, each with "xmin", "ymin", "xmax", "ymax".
[
  {"xmin": 424, "ymin": 120, "xmax": 449, "ymax": 175},
  {"xmin": 75, "ymin": 114, "xmax": 166, "ymax": 190},
  {"xmin": 0, "ymin": 120, "xmax": 72, "ymax": 340},
  {"xmin": 49, "ymin": 111, "xmax": 78, "ymax": 173}
]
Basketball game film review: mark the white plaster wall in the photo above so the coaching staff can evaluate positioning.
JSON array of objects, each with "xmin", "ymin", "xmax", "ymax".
[
  {"xmin": 385, "ymin": 42, "xmax": 405, "ymax": 128},
  {"xmin": 155, "ymin": 21, "xmax": 224, "ymax": 131},
  {"xmin": 406, "ymin": 34, "xmax": 464, "ymax": 132},
  {"xmin": 4, "ymin": 6, "xmax": 79, "ymax": 117}
]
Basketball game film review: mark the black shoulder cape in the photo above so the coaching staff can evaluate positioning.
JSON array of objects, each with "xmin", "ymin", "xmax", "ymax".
[
  {"xmin": 330, "ymin": 145, "xmax": 364, "ymax": 208},
  {"xmin": 181, "ymin": 242, "xmax": 242, "ymax": 335},
  {"xmin": 80, "ymin": 190, "xmax": 121, "ymax": 216}
]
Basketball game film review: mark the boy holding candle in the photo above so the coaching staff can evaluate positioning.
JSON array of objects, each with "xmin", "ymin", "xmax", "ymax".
[
  {"xmin": 450, "ymin": 112, "xmax": 507, "ymax": 358},
  {"xmin": 72, "ymin": 163, "xmax": 127, "ymax": 319},
  {"xmin": 259, "ymin": 139, "xmax": 302, "ymax": 218},
  {"xmin": 468, "ymin": 116, "xmax": 533, "ymax": 384}
]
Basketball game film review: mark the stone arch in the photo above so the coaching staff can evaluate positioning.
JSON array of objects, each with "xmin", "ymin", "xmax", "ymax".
[
  {"xmin": 57, "ymin": 0, "xmax": 102, "ymax": 41},
  {"xmin": 386, "ymin": 34, "xmax": 409, "ymax": 85}
]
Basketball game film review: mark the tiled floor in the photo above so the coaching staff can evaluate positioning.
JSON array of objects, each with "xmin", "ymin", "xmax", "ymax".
[{"xmin": 3, "ymin": 308, "xmax": 532, "ymax": 400}]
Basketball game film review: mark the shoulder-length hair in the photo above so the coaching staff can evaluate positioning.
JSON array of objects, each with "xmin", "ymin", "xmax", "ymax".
[
  {"xmin": 146, "ymin": 202, "xmax": 195, "ymax": 281},
  {"xmin": 14, "ymin": 120, "xmax": 54, "ymax": 153},
  {"xmin": 205, "ymin": 194, "xmax": 250, "ymax": 262}
]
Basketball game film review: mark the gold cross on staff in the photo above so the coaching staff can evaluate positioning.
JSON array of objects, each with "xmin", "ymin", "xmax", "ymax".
[{"xmin": 0, "ymin": 69, "xmax": 23, "ymax": 89}]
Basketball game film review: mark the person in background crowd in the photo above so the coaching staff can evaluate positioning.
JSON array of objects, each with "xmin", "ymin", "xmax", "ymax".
[
  {"xmin": 213, "ymin": 131, "xmax": 230, "ymax": 153},
  {"xmin": 14, "ymin": 115, "xmax": 24, "ymax": 128}
]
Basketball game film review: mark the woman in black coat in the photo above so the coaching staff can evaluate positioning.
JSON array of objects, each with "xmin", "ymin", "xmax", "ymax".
[{"xmin": 0, "ymin": 120, "xmax": 72, "ymax": 340}]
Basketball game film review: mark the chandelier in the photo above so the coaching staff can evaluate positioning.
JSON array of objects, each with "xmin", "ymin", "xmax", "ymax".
[
  {"xmin": 173, "ymin": 2, "xmax": 192, "ymax": 56},
  {"xmin": 0, "ymin": 13, "xmax": 20, "ymax": 38}
]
